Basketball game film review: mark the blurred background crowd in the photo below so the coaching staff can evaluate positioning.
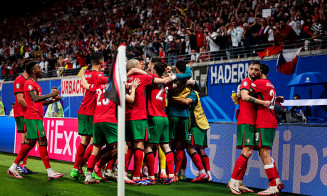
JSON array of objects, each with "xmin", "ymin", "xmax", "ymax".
[{"xmin": 0, "ymin": 0, "xmax": 326, "ymax": 80}]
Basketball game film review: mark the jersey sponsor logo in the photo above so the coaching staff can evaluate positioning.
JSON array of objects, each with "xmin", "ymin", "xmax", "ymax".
[
  {"xmin": 16, "ymin": 83, "xmax": 21, "ymax": 89},
  {"xmin": 28, "ymin": 85, "xmax": 33, "ymax": 90}
]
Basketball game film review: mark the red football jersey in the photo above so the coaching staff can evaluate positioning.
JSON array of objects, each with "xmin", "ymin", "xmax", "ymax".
[
  {"xmin": 93, "ymin": 84, "xmax": 117, "ymax": 124},
  {"xmin": 147, "ymin": 75, "xmax": 168, "ymax": 117},
  {"xmin": 251, "ymin": 79, "xmax": 277, "ymax": 129},
  {"xmin": 13, "ymin": 75, "xmax": 27, "ymax": 117},
  {"xmin": 237, "ymin": 78, "xmax": 256, "ymax": 125},
  {"xmin": 78, "ymin": 70, "xmax": 106, "ymax": 116},
  {"xmin": 125, "ymin": 74, "xmax": 154, "ymax": 121},
  {"xmin": 24, "ymin": 79, "xmax": 43, "ymax": 120}
]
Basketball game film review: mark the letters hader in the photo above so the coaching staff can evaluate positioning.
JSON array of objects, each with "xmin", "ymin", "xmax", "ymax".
[{"xmin": 210, "ymin": 63, "xmax": 250, "ymax": 85}]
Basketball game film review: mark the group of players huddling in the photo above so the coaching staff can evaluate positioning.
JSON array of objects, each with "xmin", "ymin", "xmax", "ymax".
[{"xmin": 7, "ymin": 52, "xmax": 283, "ymax": 195}]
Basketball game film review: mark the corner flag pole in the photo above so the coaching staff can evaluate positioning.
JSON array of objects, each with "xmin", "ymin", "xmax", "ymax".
[{"xmin": 117, "ymin": 45, "xmax": 127, "ymax": 196}]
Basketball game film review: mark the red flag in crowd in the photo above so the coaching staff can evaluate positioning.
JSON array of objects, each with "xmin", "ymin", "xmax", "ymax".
[{"xmin": 257, "ymin": 45, "xmax": 282, "ymax": 58}]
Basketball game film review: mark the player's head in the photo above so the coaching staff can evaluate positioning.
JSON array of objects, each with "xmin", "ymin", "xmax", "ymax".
[
  {"xmin": 26, "ymin": 61, "xmax": 42, "ymax": 78},
  {"xmin": 166, "ymin": 65, "xmax": 173, "ymax": 74},
  {"xmin": 293, "ymin": 94, "xmax": 301, "ymax": 100},
  {"xmin": 260, "ymin": 63, "xmax": 269, "ymax": 76},
  {"xmin": 175, "ymin": 60, "xmax": 186, "ymax": 74},
  {"xmin": 248, "ymin": 60, "xmax": 261, "ymax": 80},
  {"xmin": 91, "ymin": 52, "xmax": 104, "ymax": 67},
  {"xmin": 148, "ymin": 56, "xmax": 161, "ymax": 71},
  {"xmin": 152, "ymin": 62, "xmax": 166, "ymax": 77},
  {"xmin": 126, "ymin": 58, "xmax": 141, "ymax": 71},
  {"xmin": 23, "ymin": 59, "xmax": 34, "ymax": 72}
]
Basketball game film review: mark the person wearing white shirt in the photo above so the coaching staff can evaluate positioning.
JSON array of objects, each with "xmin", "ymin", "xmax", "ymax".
[{"xmin": 227, "ymin": 21, "xmax": 244, "ymax": 58}]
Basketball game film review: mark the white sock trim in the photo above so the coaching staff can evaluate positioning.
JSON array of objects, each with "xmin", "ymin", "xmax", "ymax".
[{"xmin": 264, "ymin": 162, "xmax": 274, "ymax": 169}]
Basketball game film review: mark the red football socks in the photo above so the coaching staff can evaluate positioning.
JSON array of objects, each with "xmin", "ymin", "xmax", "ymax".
[
  {"xmin": 231, "ymin": 154, "xmax": 248, "ymax": 180},
  {"xmin": 190, "ymin": 152, "xmax": 204, "ymax": 171},
  {"xmin": 273, "ymin": 161, "xmax": 280, "ymax": 179},
  {"xmin": 133, "ymin": 149, "xmax": 144, "ymax": 178},
  {"xmin": 181, "ymin": 152, "xmax": 187, "ymax": 170},
  {"xmin": 106, "ymin": 158, "xmax": 116, "ymax": 170},
  {"xmin": 201, "ymin": 155, "xmax": 211, "ymax": 172},
  {"xmin": 21, "ymin": 143, "xmax": 28, "ymax": 166},
  {"xmin": 87, "ymin": 154, "xmax": 97, "ymax": 172},
  {"xmin": 39, "ymin": 145, "xmax": 51, "ymax": 169},
  {"xmin": 81, "ymin": 144, "xmax": 93, "ymax": 166},
  {"xmin": 14, "ymin": 143, "xmax": 34, "ymax": 165},
  {"xmin": 165, "ymin": 151, "xmax": 174, "ymax": 175},
  {"xmin": 265, "ymin": 163, "xmax": 277, "ymax": 186},
  {"xmin": 174, "ymin": 149, "xmax": 184, "ymax": 175},
  {"xmin": 125, "ymin": 147, "xmax": 133, "ymax": 173},
  {"xmin": 145, "ymin": 152, "xmax": 155, "ymax": 177},
  {"xmin": 73, "ymin": 143, "xmax": 87, "ymax": 169}
]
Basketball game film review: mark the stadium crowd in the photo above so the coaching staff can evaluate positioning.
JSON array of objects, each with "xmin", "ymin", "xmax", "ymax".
[{"xmin": 1, "ymin": 0, "xmax": 327, "ymax": 81}]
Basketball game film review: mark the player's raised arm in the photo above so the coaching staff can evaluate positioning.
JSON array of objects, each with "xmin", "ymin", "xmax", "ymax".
[
  {"xmin": 153, "ymin": 74, "xmax": 177, "ymax": 85},
  {"xmin": 126, "ymin": 78, "xmax": 141, "ymax": 103},
  {"xmin": 80, "ymin": 68, "xmax": 91, "ymax": 90},
  {"xmin": 127, "ymin": 68, "xmax": 147, "ymax": 76}
]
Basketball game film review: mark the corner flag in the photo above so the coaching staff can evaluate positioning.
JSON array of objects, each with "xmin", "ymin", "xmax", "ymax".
[{"xmin": 104, "ymin": 44, "xmax": 127, "ymax": 105}]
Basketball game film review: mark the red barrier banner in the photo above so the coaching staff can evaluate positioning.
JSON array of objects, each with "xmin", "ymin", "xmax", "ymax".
[{"xmin": 15, "ymin": 118, "xmax": 81, "ymax": 162}]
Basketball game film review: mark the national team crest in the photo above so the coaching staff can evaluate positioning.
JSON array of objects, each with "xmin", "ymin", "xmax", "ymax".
[
  {"xmin": 28, "ymin": 85, "xmax": 33, "ymax": 90},
  {"xmin": 16, "ymin": 83, "xmax": 20, "ymax": 89},
  {"xmin": 246, "ymin": 138, "xmax": 250, "ymax": 144},
  {"xmin": 243, "ymin": 81, "xmax": 248, "ymax": 86}
]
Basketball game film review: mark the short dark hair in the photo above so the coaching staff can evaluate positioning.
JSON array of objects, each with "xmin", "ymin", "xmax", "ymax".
[
  {"xmin": 153, "ymin": 62, "xmax": 166, "ymax": 77},
  {"xmin": 294, "ymin": 94, "xmax": 301, "ymax": 99},
  {"xmin": 250, "ymin": 60, "xmax": 260, "ymax": 66},
  {"xmin": 175, "ymin": 60, "xmax": 186, "ymax": 73},
  {"xmin": 260, "ymin": 63, "xmax": 269, "ymax": 75},
  {"xmin": 52, "ymin": 86, "xmax": 58, "ymax": 90},
  {"xmin": 91, "ymin": 52, "xmax": 104, "ymax": 65},
  {"xmin": 26, "ymin": 61, "xmax": 38, "ymax": 74},
  {"xmin": 23, "ymin": 59, "xmax": 34, "ymax": 71}
]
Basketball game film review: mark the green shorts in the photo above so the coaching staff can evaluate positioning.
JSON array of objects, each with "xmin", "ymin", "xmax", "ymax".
[
  {"xmin": 168, "ymin": 117, "xmax": 189, "ymax": 141},
  {"xmin": 148, "ymin": 116, "xmax": 169, "ymax": 144},
  {"xmin": 15, "ymin": 116, "xmax": 27, "ymax": 133},
  {"xmin": 125, "ymin": 120, "xmax": 150, "ymax": 142},
  {"xmin": 78, "ymin": 114, "xmax": 94, "ymax": 136},
  {"xmin": 187, "ymin": 126, "xmax": 208, "ymax": 148},
  {"xmin": 24, "ymin": 119, "xmax": 46, "ymax": 141},
  {"xmin": 93, "ymin": 122, "xmax": 118, "ymax": 146},
  {"xmin": 236, "ymin": 124, "xmax": 255, "ymax": 149},
  {"xmin": 255, "ymin": 128, "xmax": 276, "ymax": 150}
]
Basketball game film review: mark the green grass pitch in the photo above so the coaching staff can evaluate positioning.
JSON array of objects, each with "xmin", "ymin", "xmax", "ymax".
[{"xmin": 0, "ymin": 152, "xmax": 305, "ymax": 196}]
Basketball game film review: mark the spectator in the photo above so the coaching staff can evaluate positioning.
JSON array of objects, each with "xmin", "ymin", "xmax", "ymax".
[
  {"xmin": 165, "ymin": 35, "xmax": 179, "ymax": 65},
  {"xmin": 291, "ymin": 94, "xmax": 312, "ymax": 118},
  {"xmin": 44, "ymin": 87, "xmax": 64, "ymax": 117},
  {"xmin": 0, "ymin": 96, "xmax": 4, "ymax": 115},
  {"xmin": 227, "ymin": 20, "xmax": 244, "ymax": 58},
  {"xmin": 9, "ymin": 102, "xmax": 14, "ymax": 116},
  {"xmin": 205, "ymin": 26, "xmax": 219, "ymax": 60}
]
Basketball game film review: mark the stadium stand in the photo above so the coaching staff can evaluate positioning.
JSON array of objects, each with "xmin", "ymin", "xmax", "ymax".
[{"xmin": 0, "ymin": 0, "xmax": 327, "ymax": 81}]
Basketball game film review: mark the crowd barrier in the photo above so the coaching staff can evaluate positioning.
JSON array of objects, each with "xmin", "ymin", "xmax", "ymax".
[{"xmin": 1, "ymin": 116, "xmax": 326, "ymax": 195}]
